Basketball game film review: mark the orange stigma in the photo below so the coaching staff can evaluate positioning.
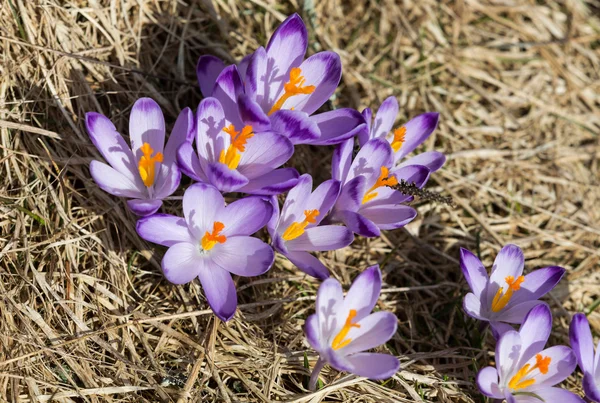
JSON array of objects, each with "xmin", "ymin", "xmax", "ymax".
[
  {"xmin": 138, "ymin": 142, "xmax": 164, "ymax": 187},
  {"xmin": 391, "ymin": 126, "xmax": 406, "ymax": 152},
  {"xmin": 331, "ymin": 310, "xmax": 361, "ymax": 350},
  {"xmin": 362, "ymin": 166, "xmax": 398, "ymax": 204},
  {"xmin": 219, "ymin": 124, "xmax": 254, "ymax": 169},
  {"xmin": 508, "ymin": 354, "xmax": 551, "ymax": 391},
  {"xmin": 201, "ymin": 222, "xmax": 227, "ymax": 251},
  {"xmin": 491, "ymin": 275, "xmax": 525, "ymax": 312},
  {"xmin": 268, "ymin": 67, "xmax": 315, "ymax": 115},
  {"xmin": 281, "ymin": 209, "xmax": 319, "ymax": 241}
]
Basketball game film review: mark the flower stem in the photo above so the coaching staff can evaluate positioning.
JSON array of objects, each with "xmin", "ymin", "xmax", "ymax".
[{"xmin": 308, "ymin": 357, "xmax": 326, "ymax": 391}]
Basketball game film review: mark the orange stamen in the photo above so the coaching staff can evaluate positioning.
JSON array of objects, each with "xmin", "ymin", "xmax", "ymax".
[
  {"xmin": 219, "ymin": 124, "xmax": 254, "ymax": 169},
  {"xmin": 508, "ymin": 354, "xmax": 552, "ymax": 391},
  {"xmin": 281, "ymin": 209, "xmax": 319, "ymax": 241},
  {"xmin": 268, "ymin": 67, "xmax": 315, "ymax": 115},
  {"xmin": 391, "ymin": 126, "xmax": 406, "ymax": 153},
  {"xmin": 138, "ymin": 142, "xmax": 164, "ymax": 187},
  {"xmin": 491, "ymin": 275, "xmax": 525, "ymax": 312},
  {"xmin": 362, "ymin": 166, "xmax": 398, "ymax": 204},
  {"xmin": 331, "ymin": 310, "xmax": 361, "ymax": 350},
  {"xmin": 201, "ymin": 222, "xmax": 227, "ymax": 251}
]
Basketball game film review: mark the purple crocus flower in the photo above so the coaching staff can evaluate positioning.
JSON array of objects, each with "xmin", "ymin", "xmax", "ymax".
[
  {"xmin": 461, "ymin": 244, "xmax": 565, "ymax": 337},
  {"xmin": 268, "ymin": 174, "xmax": 354, "ymax": 280},
  {"xmin": 358, "ymin": 96, "xmax": 445, "ymax": 173},
  {"xmin": 477, "ymin": 304, "xmax": 583, "ymax": 402},
  {"xmin": 136, "ymin": 182, "xmax": 274, "ymax": 321},
  {"xmin": 196, "ymin": 14, "xmax": 365, "ymax": 146},
  {"xmin": 304, "ymin": 265, "xmax": 399, "ymax": 390},
  {"xmin": 570, "ymin": 313, "xmax": 600, "ymax": 402},
  {"xmin": 86, "ymin": 98, "xmax": 193, "ymax": 216},
  {"xmin": 327, "ymin": 137, "xmax": 431, "ymax": 237},
  {"xmin": 177, "ymin": 97, "xmax": 298, "ymax": 195}
]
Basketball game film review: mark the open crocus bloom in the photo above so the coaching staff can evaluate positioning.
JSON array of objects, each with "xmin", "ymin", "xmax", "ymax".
[
  {"xmin": 177, "ymin": 97, "xmax": 298, "ymax": 195},
  {"xmin": 477, "ymin": 304, "xmax": 583, "ymax": 403},
  {"xmin": 461, "ymin": 244, "xmax": 565, "ymax": 337},
  {"xmin": 136, "ymin": 183, "xmax": 274, "ymax": 321},
  {"xmin": 304, "ymin": 265, "xmax": 399, "ymax": 390},
  {"xmin": 570, "ymin": 313, "xmax": 600, "ymax": 402},
  {"xmin": 268, "ymin": 174, "xmax": 354, "ymax": 279},
  {"xmin": 86, "ymin": 98, "xmax": 193, "ymax": 216},
  {"xmin": 357, "ymin": 96, "xmax": 445, "ymax": 173},
  {"xmin": 328, "ymin": 138, "xmax": 431, "ymax": 237},
  {"xmin": 196, "ymin": 14, "xmax": 365, "ymax": 146}
]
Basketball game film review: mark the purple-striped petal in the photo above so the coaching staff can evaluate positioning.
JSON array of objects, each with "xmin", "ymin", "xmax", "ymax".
[
  {"xmin": 285, "ymin": 226, "xmax": 354, "ymax": 252},
  {"xmin": 136, "ymin": 214, "xmax": 194, "ymax": 247},
  {"xmin": 196, "ymin": 97, "xmax": 227, "ymax": 163},
  {"xmin": 244, "ymin": 46, "xmax": 270, "ymax": 109},
  {"xmin": 127, "ymin": 199, "xmax": 162, "ymax": 216},
  {"xmin": 177, "ymin": 141, "xmax": 207, "ymax": 182},
  {"xmin": 206, "ymin": 162, "xmax": 249, "ymax": 193},
  {"xmin": 285, "ymin": 251, "xmax": 330, "ymax": 279},
  {"xmin": 337, "ymin": 209, "xmax": 380, "ymax": 238},
  {"xmin": 518, "ymin": 304, "xmax": 552, "ymax": 366},
  {"xmin": 238, "ymin": 94, "xmax": 271, "ymax": 132},
  {"xmin": 463, "ymin": 292, "xmax": 487, "ymax": 321},
  {"xmin": 395, "ymin": 112, "xmax": 439, "ymax": 160},
  {"xmin": 270, "ymin": 109, "xmax": 320, "ymax": 144},
  {"xmin": 183, "ymin": 182, "xmax": 224, "ymax": 239},
  {"xmin": 197, "ymin": 55, "xmax": 226, "ymax": 97},
  {"xmin": 308, "ymin": 108, "xmax": 366, "ymax": 146},
  {"xmin": 305, "ymin": 314, "xmax": 321, "ymax": 351},
  {"xmin": 348, "ymin": 138, "xmax": 393, "ymax": 182},
  {"xmin": 129, "ymin": 98, "xmax": 166, "ymax": 161},
  {"xmin": 583, "ymin": 373, "xmax": 600, "ymax": 402},
  {"xmin": 211, "ymin": 236, "xmax": 274, "ymax": 276},
  {"xmin": 212, "ymin": 65, "xmax": 244, "ymax": 127},
  {"xmin": 570, "ymin": 313, "xmax": 595, "ymax": 374},
  {"xmin": 161, "ymin": 242, "xmax": 203, "ymax": 284},
  {"xmin": 90, "ymin": 160, "xmax": 145, "ymax": 198},
  {"xmin": 358, "ymin": 107, "xmax": 373, "ymax": 146},
  {"xmin": 337, "ymin": 311, "xmax": 397, "ymax": 356},
  {"xmin": 266, "ymin": 195, "xmax": 280, "ymax": 239},
  {"xmin": 397, "ymin": 151, "xmax": 446, "ymax": 172},
  {"xmin": 521, "ymin": 345, "xmax": 577, "ymax": 390},
  {"xmin": 359, "ymin": 204, "xmax": 417, "ymax": 230},
  {"xmin": 238, "ymin": 168, "xmax": 299, "ymax": 195},
  {"xmin": 371, "ymin": 96, "xmax": 399, "ymax": 140},
  {"xmin": 488, "ymin": 244, "xmax": 525, "ymax": 305},
  {"xmin": 279, "ymin": 174, "xmax": 313, "ymax": 229},
  {"xmin": 238, "ymin": 53, "xmax": 251, "ymax": 81},
  {"xmin": 335, "ymin": 176, "xmax": 365, "ymax": 212},
  {"xmin": 221, "ymin": 196, "xmax": 272, "ymax": 237},
  {"xmin": 305, "ymin": 179, "xmax": 341, "ymax": 225},
  {"xmin": 460, "ymin": 248, "xmax": 488, "ymax": 300},
  {"xmin": 238, "ymin": 132, "xmax": 294, "ymax": 178},
  {"xmin": 314, "ymin": 278, "xmax": 343, "ymax": 344},
  {"xmin": 332, "ymin": 138, "xmax": 354, "ymax": 183},
  {"xmin": 476, "ymin": 367, "xmax": 503, "ymax": 398},
  {"xmin": 265, "ymin": 14, "xmax": 308, "ymax": 90},
  {"xmin": 496, "ymin": 330, "xmax": 522, "ymax": 382},
  {"xmin": 509, "ymin": 266, "xmax": 565, "ymax": 306},
  {"xmin": 197, "ymin": 261, "xmax": 237, "ymax": 322},
  {"xmin": 343, "ymin": 265, "xmax": 381, "ymax": 322},
  {"xmin": 339, "ymin": 353, "xmax": 400, "ymax": 380}
]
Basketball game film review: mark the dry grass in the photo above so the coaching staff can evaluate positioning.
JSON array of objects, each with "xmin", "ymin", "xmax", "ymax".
[{"xmin": 1, "ymin": 0, "xmax": 600, "ymax": 401}]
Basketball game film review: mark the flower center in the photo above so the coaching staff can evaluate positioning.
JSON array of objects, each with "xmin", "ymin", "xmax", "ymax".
[
  {"xmin": 268, "ymin": 67, "xmax": 316, "ymax": 116},
  {"xmin": 331, "ymin": 309, "xmax": 361, "ymax": 350},
  {"xmin": 201, "ymin": 222, "xmax": 227, "ymax": 251},
  {"xmin": 219, "ymin": 124, "xmax": 254, "ymax": 170},
  {"xmin": 508, "ymin": 354, "xmax": 551, "ymax": 391},
  {"xmin": 282, "ymin": 209, "xmax": 319, "ymax": 241},
  {"xmin": 362, "ymin": 166, "xmax": 398, "ymax": 204},
  {"xmin": 491, "ymin": 275, "xmax": 525, "ymax": 312},
  {"xmin": 138, "ymin": 142, "xmax": 164, "ymax": 187},
  {"xmin": 390, "ymin": 126, "xmax": 406, "ymax": 153}
]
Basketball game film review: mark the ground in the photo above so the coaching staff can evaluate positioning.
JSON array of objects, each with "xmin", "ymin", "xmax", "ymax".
[{"xmin": 1, "ymin": 0, "xmax": 600, "ymax": 402}]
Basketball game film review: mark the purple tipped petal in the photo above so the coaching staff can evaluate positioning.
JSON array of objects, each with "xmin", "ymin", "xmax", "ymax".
[
  {"xmin": 305, "ymin": 179, "xmax": 341, "ymax": 224},
  {"xmin": 343, "ymin": 265, "xmax": 381, "ymax": 322},
  {"xmin": 348, "ymin": 138, "xmax": 393, "ymax": 182},
  {"xmin": 488, "ymin": 244, "xmax": 525, "ymax": 302},
  {"xmin": 476, "ymin": 367, "xmax": 503, "ymax": 398},
  {"xmin": 90, "ymin": 160, "xmax": 145, "ymax": 198},
  {"xmin": 285, "ymin": 226, "xmax": 354, "ymax": 252},
  {"xmin": 266, "ymin": 195, "xmax": 280, "ymax": 239},
  {"xmin": 238, "ymin": 94, "xmax": 271, "ymax": 132},
  {"xmin": 221, "ymin": 196, "xmax": 272, "ymax": 237},
  {"xmin": 196, "ymin": 97, "xmax": 227, "ymax": 163},
  {"xmin": 305, "ymin": 314, "xmax": 321, "ymax": 351},
  {"xmin": 266, "ymin": 14, "xmax": 308, "ymax": 85},
  {"xmin": 197, "ymin": 55, "xmax": 226, "ymax": 97},
  {"xmin": 197, "ymin": 261, "xmax": 237, "ymax": 322},
  {"xmin": 270, "ymin": 110, "xmax": 320, "ymax": 144},
  {"xmin": 127, "ymin": 199, "xmax": 162, "ymax": 216},
  {"xmin": 129, "ymin": 98, "xmax": 166, "ymax": 160},
  {"xmin": 238, "ymin": 132, "xmax": 294, "ymax": 178},
  {"xmin": 395, "ymin": 112, "xmax": 439, "ymax": 160},
  {"xmin": 337, "ymin": 209, "xmax": 380, "ymax": 238},
  {"xmin": 463, "ymin": 292, "xmax": 487, "ymax": 321},
  {"xmin": 212, "ymin": 65, "xmax": 244, "ymax": 127},
  {"xmin": 359, "ymin": 204, "xmax": 417, "ymax": 230},
  {"xmin": 136, "ymin": 214, "xmax": 194, "ymax": 247},
  {"xmin": 308, "ymin": 109, "xmax": 367, "ymax": 146},
  {"xmin": 570, "ymin": 313, "xmax": 595, "ymax": 374},
  {"xmin": 518, "ymin": 304, "xmax": 552, "ymax": 366},
  {"xmin": 583, "ymin": 373, "xmax": 600, "ymax": 402},
  {"xmin": 206, "ymin": 162, "xmax": 250, "ymax": 193},
  {"xmin": 280, "ymin": 174, "xmax": 313, "ymax": 227},
  {"xmin": 285, "ymin": 251, "xmax": 330, "ymax": 279},
  {"xmin": 245, "ymin": 47, "xmax": 270, "ymax": 108},
  {"xmin": 177, "ymin": 142, "xmax": 207, "ymax": 182},
  {"xmin": 211, "ymin": 236, "xmax": 274, "ymax": 277},
  {"xmin": 496, "ymin": 330, "xmax": 522, "ymax": 382},
  {"xmin": 523, "ymin": 345, "xmax": 577, "ymax": 389},
  {"xmin": 371, "ymin": 96, "xmax": 399, "ymax": 140},
  {"xmin": 340, "ymin": 353, "xmax": 400, "ymax": 380},
  {"xmin": 238, "ymin": 168, "xmax": 299, "ymax": 195},
  {"xmin": 161, "ymin": 242, "xmax": 203, "ymax": 284},
  {"xmin": 182, "ymin": 182, "xmax": 224, "ymax": 239},
  {"xmin": 460, "ymin": 248, "xmax": 488, "ymax": 300},
  {"xmin": 238, "ymin": 53, "xmax": 251, "ymax": 81},
  {"xmin": 163, "ymin": 107, "xmax": 194, "ymax": 166},
  {"xmin": 397, "ymin": 151, "xmax": 446, "ymax": 172},
  {"xmin": 498, "ymin": 300, "xmax": 545, "ymax": 324},
  {"xmin": 529, "ymin": 388, "xmax": 586, "ymax": 403},
  {"xmin": 332, "ymin": 138, "xmax": 354, "ymax": 182},
  {"xmin": 337, "ymin": 311, "xmax": 397, "ymax": 356},
  {"xmin": 390, "ymin": 164, "xmax": 431, "ymax": 189},
  {"xmin": 335, "ymin": 176, "xmax": 365, "ymax": 212},
  {"xmin": 510, "ymin": 266, "xmax": 565, "ymax": 306}
]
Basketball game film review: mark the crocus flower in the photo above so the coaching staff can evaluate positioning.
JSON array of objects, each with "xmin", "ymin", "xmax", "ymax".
[
  {"xmin": 570, "ymin": 313, "xmax": 600, "ymax": 401},
  {"xmin": 268, "ymin": 174, "xmax": 354, "ymax": 279},
  {"xmin": 86, "ymin": 98, "xmax": 193, "ymax": 216},
  {"xmin": 461, "ymin": 244, "xmax": 565, "ymax": 337},
  {"xmin": 358, "ymin": 96, "xmax": 445, "ymax": 173},
  {"xmin": 177, "ymin": 97, "xmax": 298, "ymax": 195},
  {"xmin": 477, "ymin": 304, "xmax": 583, "ymax": 402},
  {"xmin": 136, "ymin": 182, "xmax": 274, "ymax": 321},
  {"xmin": 304, "ymin": 265, "xmax": 399, "ymax": 390},
  {"xmin": 327, "ymin": 138, "xmax": 431, "ymax": 237},
  {"xmin": 196, "ymin": 14, "xmax": 365, "ymax": 146}
]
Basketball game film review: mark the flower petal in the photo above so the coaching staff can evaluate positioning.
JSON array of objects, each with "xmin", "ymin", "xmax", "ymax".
[
  {"xmin": 359, "ymin": 204, "xmax": 417, "ymax": 230},
  {"xmin": 152, "ymin": 164, "xmax": 181, "ymax": 200},
  {"xmin": 305, "ymin": 314, "xmax": 322, "ymax": 351},
  {"xmin": 129, "ymin": 98, "xmax": 166, "ymax": 161},
  {"xmin": 136, "ymin": 214, "xmax": 194, "ymax": 247},
  {"xmin": 237, "ymin": 132, "xmax": 294, "ymax": 178},
  {"xmin": 397, "ymin": 151, "xmax": 446, "ymax": 172},
  {"xmin": 308, "ymin": 108, "xmax": 367, "ymax": 146},
  {"xmin": 315, "ymin": 278, "xmax": 343, "ymax": 341},
  {"xmin": 238, "ymin": 94, "xmax": 271, "ymax": 132},
  {"xmin": 337, "ymin": 311, "xmax": 397, "ymax": 356},
  {"xmin": 523, "ymin": 345, "xmax": 577, "ymax": 391},
  {"xmin": 336, "ymin": 209, "xmax": 380, "ymax": 238},
  {"xmin": 212, "ymin": 65, "xmax": 244, "ymax": 127},
  {"xmin": 244, "ymin": 46, "xmax": 271, "ymax": 110},
  {"xmin": 305, "ymin": 179, "xmax": 341, "ymax": 225},
  {"xmin": 389, "ymin": 164, "xmax": 431, "ymax": 189},
  {"xmin": 508, "ymin": 266, "xmax": 565, "ymax": 306},
  {"xmin": 358, "ymin": 107, "xmax": 373, "ymax": 146},
  {"xmin": 237, "ymin": 168, "xmax": 299, "ymax": 195},
  {"xmin": 161, "ymin": 242, "xmax": 203, "ymax": 284},
  {"xmin": 340, "ymin": 353, "xmax": 400, "ymax": 380},
  {"xmin": 285, "ymin": 251, "xmax": 330, "ymax": 280},
  {"xmin": 518, "ymin": 304, "xmax": 552, "ymax": 367},
  {"xmin": 332, "ymin": 138, "xmax": 354, "ymax": 183},
  {"xmin": 490, "ymin": 321, "xmax": 516, "ymax": 340},
  {"xmin": 335, "ymin": 176, "xmax": 365, "ymax": 212},
  {"xmin": 460, "ymin": 248, "xmax": 488, "ymax": 300},
  {"xmin": 347, "ymin": 138, "xmax": 393, "ymax": 182},
  {"xmin": 197, "ymin": 261, "xmax": 237, "ymax": 322},
  {"xmin": 583, "ymin": 372, "xmax": 600, "ymax": 402},
  {"xmin": 527, "ymin": 388, "xmax": 586, "ymax": 403},
  {"xmin": 177, "ymin": 141, "xmax": 207, "ymax": 182},
  {"xmin": 211, "ymin": 236, "xmax": 274, "ymax": 277},
  {"xmin": 498, "ymin": 300, "xmax": 546, "ymax": 324},
  {"xmin": 371, "ymin": 96, "xmax": 399, "ymax": 140},
  {"xmin": 496, "ymin": 330, "xmax": 522, "ymax": 383},
  {"xmin": 487, "ymin": 244, "xmax": 525, "ymax": 306},
  {"xmin": 279, "ymin": 174, "xmax": 313, "ymax": 230},
  {"xmin": 163, "ymin": 107, "xmax": 195, "ymax": 166},
  {"xmin": 90, "ymin": 160, "xmax": 145, "ymax": 198},
  {"xmin": 220, "ymin": 196, "xmax": 272, "ymax": 237},
  {"xmin": 476, "ymin": 366, "xmax": 503, "ymax": 398},
  {"xmin": 285, "ymin": 226, "xmax": 354, "ymax": 252},
  {"xmin": 196, "ymin": 97, "xmax": 227, "ymax": 164},
  {"xmin": 126, "ymin": 199, "xmax": 162, "ymax": 217},
  {"xmin": 570, "ymin": 313, "xmax": 595, "ymax": 374},
  {"xmin": 183, "ymin": 182, "xmax": 224, "ymax": 239},
  {"xmin": 197, "ymin": 55, "xmax": 226, "ymax": 97},
  {"xmin": 343, "ymin": 265, "xmax": 381, "ymax": 322},
  {"xmin": 270, "ymin": 109, "xmax": 320, "ymax": 144},
  {"xmin": 463, "ymin": 292, "xmax": 487, "ymax": 321},
  {"xmin": 394, "ymin": 112, "xmax": 439, "ymax": 161},
  {"xmin": 206, "ymin": 162, "xmax": 250, "ymax": 193}
]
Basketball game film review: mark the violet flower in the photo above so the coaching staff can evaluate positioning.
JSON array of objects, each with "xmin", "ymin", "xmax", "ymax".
[
  {"xmin": 477, "ymin": 304, "xmax": 583, "ymax": 402},
  {"xmin": 304, "ymin": 265, "xmax": 399, "ymax": 390},
  {"xmin": 461, "ymin": 244, "xmax": 565, "ymax": 337},
  {"xmin": 177, "ymin": 97, "xmax": 298, "ymax": 195},
  {"xmin": 136, "ymin": 182, "xmax": 274, "ymax": 321},
  {"xmin": 268, "ymin": 174, "xmax": 354, "ymax": 280},
  {"xmin": 327, "ymin": 138, "xmax": 431, "ymax": 237},
  {"xmin": 358, "ymin": 96, "xmax": 445, "ymax": 173},
  {"xmin": 196, "ymin": 14, "xmax": 365, "ymax": 146},
  {"xmin": 86, "ymin": 98, "xmax": 193, "ymax": 216},
  {"xmin": 570, "ymin": 313, "xmax": 600, "ymax": 402}
]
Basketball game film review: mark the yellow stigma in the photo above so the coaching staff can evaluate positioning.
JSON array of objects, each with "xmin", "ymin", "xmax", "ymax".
[
  {"xmin": 331, "ymin": 309, "xmax": 361, "ymax": 350},
  {"xmin": 268, "ymin": 67, "xmax": 316, "ymax": 115},
  {"xmin": 281, "ymin": 209, "xmax": 319, "ymax": 241},
  {"xmin": 391, "ymin": 126, "xmax": 406, "ymax": 153},
  {"xmin": 362, "ymin": 166, "xmax": 398, "ymax": 204},
  {"xmin": 201, "ymin": 222, "xmax": 227, "ymax": 251},
  {"xmin": 219, "ymin": 124, "xmax": 254, "ymax": 170},
  {"xmin": 508, "ymin": 354, "xmax": 551, "ymax": 391},
  {"xmin": 138, "ymin": 142, "xmax": 164, "ymax": 187},
  {"xmin": 491, "ymin": 275, "xmax": 525, "ymax": 312}
]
